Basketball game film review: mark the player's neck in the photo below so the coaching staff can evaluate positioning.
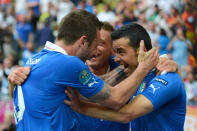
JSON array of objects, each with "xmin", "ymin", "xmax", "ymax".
[{"xmin": 56, "ymin": 40, "xmax": 76, "ymax": 55}]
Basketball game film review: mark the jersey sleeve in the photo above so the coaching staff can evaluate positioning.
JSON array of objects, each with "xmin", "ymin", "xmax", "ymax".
[
  {"xmin": 53, "ymin": 56, "xmax": 104, "ymax": 98},
  {"xmin": 141, "ymin": 73, "xmax": 183, "ymax": 110}
]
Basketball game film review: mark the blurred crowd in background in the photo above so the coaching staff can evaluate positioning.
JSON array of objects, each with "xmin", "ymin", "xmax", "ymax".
[{"xmin": 0, "ymin": 0, "xmax": 197, "ymax": 130}]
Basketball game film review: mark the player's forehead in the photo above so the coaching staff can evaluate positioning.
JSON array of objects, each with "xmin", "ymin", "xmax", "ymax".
[
  {"xmin": 100, "ymin": 29, "xmax": 110, "ymax": 38},
  {"xmin": 100, "ymin": 29, "xmax": 111, "ymax": 41},
  {"xmin": 113, "ymin": 37, "xmax": 130, "ymax": 50}
]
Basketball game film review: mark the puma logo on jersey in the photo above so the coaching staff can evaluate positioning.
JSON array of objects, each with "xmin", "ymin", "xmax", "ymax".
[
  {"xmin": 88, "ymin": 77, "xmax": 98, "ymax": 87},
  {"xmin": 150, "ymin": 84, "xmax": 160, "ymax": 94}
]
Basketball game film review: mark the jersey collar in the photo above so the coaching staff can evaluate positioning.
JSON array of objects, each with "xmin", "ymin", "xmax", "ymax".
[{"xmin": 44, "ymin": 41, "xmax": 68, "ymax": 55}]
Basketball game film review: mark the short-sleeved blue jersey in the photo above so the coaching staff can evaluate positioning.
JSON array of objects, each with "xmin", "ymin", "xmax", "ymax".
[
  {"xmin": 13, "ymin": 41, "xmax": 129, "ymax": 131},
  {"xmin": 130, "ymin": 70, "xmax": 186, "ymax": 131},
  {"xmin": 13, "ymin": 41, "xmax": 105, "ymax": 130}
]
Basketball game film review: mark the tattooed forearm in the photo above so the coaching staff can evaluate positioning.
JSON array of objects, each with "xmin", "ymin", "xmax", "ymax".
[{"xmin": 88, "ymin": 83, "xmax": 111, "ymax": 103}]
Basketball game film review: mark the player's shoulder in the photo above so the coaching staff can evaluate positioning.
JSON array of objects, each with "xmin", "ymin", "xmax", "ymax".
[
  {"xmin": 53, "ymin": 54, "xmax": 88, "ymax": 72},
  {"xmin": 158, "ymin": 72, "xmax": 181, "ymax": 82},
  {"xmin": 152, "ymin": 72, "xmax": 182, "ymax": 87},
  {"xmin": 48, "ymin": 51, "xmax": 82, "ymax": 63},
  {"xmin": 58, "ymin": 55, "xmax": 84, "ymax": 66}
]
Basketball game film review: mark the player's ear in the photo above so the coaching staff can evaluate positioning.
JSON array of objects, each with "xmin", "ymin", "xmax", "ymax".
[{"xmin": 79, "ymin": 36, "xmax": 88, "ymax": 47}]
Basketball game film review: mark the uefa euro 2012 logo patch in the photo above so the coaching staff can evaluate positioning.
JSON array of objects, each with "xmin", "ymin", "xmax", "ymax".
[{"xmin": 79, "ymin": 69, "xmax": 93, "ymax": 85}]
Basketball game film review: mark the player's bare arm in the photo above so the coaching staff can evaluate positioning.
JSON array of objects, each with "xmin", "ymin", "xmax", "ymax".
[
  {"xmin": 8, "ymin": 41, "xmax": 158, "ymax": 110},
  {"xmin": 65, "ymin": 87, "xmax": 153, "ymax": 123},
  {"xmin": 88, "ymin": 41, "xmax": 159, "ymax": 109},
  {"xmin": 8, "ymin": 44, "xmax": 178, "ymax": 110}
]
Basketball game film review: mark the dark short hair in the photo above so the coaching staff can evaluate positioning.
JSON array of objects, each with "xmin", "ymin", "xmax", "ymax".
[
  {"xmin": 101, "ymin": 22, "xmax": 114, "ymax": 32},
  {"xmin": 57, "ymin": 10, "xmax": 102, "ymax": 46},
  {"xmin": 160, "ymin": 28, "xmax": 167, "ymax": 36},
  {"xmin": 111, "ymin": 23, "xmax": 152, "ymax": 51}
]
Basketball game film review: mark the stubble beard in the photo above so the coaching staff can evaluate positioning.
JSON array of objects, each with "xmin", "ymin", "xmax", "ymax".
[{"xmin": 78, "ymin": 48, "xmax": 91, "ymax": 62}]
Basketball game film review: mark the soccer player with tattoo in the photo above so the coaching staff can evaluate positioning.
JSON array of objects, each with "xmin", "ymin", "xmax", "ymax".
[
  {"xmin": 65, "ymin": 23, "xmax": 186, "ymax": 131},
  {"xmin": 9, "ymin": 10, "xmax": 158, "ymax": 131}
]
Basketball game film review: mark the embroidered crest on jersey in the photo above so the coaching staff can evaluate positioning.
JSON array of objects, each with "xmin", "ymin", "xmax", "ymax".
[
  {"xmin": 79, "ymin": 70, "xmax": 93, "ymax": 85},
  {"xmin": 153, "ymin": 78, "xmax": 168, "ymax": 86}
]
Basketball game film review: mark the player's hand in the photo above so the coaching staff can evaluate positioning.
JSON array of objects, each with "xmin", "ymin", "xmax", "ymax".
[
  {"xmin": 156, "ymin": 58, "xmax": 178, "ymax": 74},
  {"xmin": 100, "ymin": 65, "xmax": 128, "ymax": 86},
  {"xmin": 64, "ymin": 87, "xmax": 85, "ymax": 113},
  {"xmin": 138, "ymin": 40, "xmax": 159, "ymax": 71},
  {"xmin": 8, "ymin": 67, "xmax": 31, "ymax": 98},
  {"xmin": 8, "ymin": 67, "xmax": 31, "ymax": 85}
]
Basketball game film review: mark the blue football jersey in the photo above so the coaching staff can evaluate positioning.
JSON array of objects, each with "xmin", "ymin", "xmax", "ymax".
[
  {"xmin": 13, "ymin": 41, "xmax": 129, "ymax": 131},
  {"xmin": 130, "ymin": 70, "xmax": 186, "ymax": 131},
  {"xmin": 72, "ymin": 112, "xmax": 129, "ymax": 131},
  {"xmin": 13, "ymin": 42, "xmax": 105, "ymax": 131}
]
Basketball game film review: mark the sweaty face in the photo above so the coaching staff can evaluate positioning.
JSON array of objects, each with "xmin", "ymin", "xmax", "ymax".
[
  {"xmin": 113, "ymin": 37, "xmax": 138, "ymax": 74},
  {"xmin": 87, "ymin": 29, "xmax": 112, "ymax": 69}
]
